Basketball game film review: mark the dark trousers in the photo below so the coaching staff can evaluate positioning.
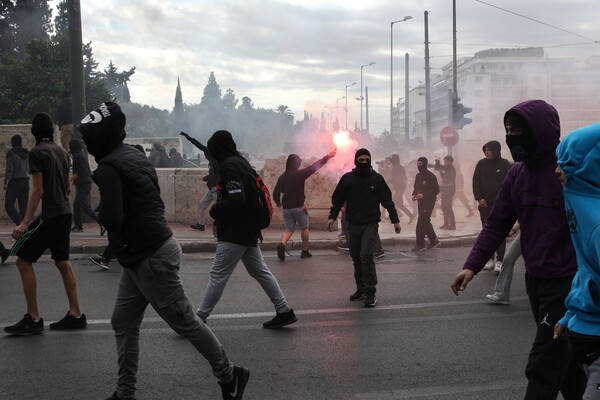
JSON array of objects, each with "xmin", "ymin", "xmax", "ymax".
[
  {"xmin": 73, "ymin": 182, "xmax": 99, "ymax": 229},
  {"xmin": 416, "ymin": 201, "xmax": 437, "ymax": 246},
  {"xmin": 479, "ymin": 204, "xmax": 506, "ymax": 261},
  {"xmin": 440, "ymin": 185, "xmax": 456, "ymax": 228},
  {"xmin": 524, "ymin": 274, "xmax": 586, "ymax": 400},
  {"xmin": 4, "ymin": 178, "xmax": 29, "ymax": 225},
  {"xmin": 348, "ymin": 222, "xmax": 378, "ymax": 294}
]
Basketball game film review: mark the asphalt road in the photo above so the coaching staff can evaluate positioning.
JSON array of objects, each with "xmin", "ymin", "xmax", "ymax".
[{"xmin": 0, "ymin": 245, "xmax": 540, "ymax": 400}]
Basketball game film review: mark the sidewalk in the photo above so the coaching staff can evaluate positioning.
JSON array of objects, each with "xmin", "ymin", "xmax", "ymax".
[{"xmin": 0, "ymin": 210, "xmax": 482, "ymax": 255}]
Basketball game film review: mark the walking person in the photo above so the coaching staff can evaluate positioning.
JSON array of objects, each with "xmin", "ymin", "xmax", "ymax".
[
  {"xmin": 180, "ymin": 131, "xmax": 219, "ymax": 232},
  {"xmin": 389, "ymin": 154, "xmax": 414, "ymax": 224},
  {"xmin": 453, "ymin": 162, "xmax": 475, "ymax": 218},
  {"xmin": 411, "ymin": 157, "xmax": 440, "ymax": 251},
  {"xmin": 451, "ymin": 99, "xmax": 586, "ymax": 400},
  {"xmin": 196, "ymin": 130, "xmax": 297, "ymax": 329},
  {"xmin": 554, "ymin": 122, "xmax": 600, "ymax": 400},
  {"xmin": 472, "ymin": 140, "xmax": 511, "ymax": 270},
  {"xmin": 486, "ymin": 225, "xmax": 522, "ymax": 304},
  {"xmin": 327, "ymin": 148, "xmax": 401, "ymax": 308},
  {"xmin": 4, "ymin": 112, "xmax": 87, "ymax": 336},
  {"xmin": 68, "ymin": 139, "xmax": 103, "ymax": 234},
  {"xmin": 433, "ymin": 155, "xmax": 456, "ymax": 230},
  {"xmin": 273, "ymin": 149, "xmax": 336, "ymax": 261},
  {"xmin": 78, "ymin": 103, "xmax": 249, "ymax": 400},
  {"xmin": 4, "ymin": 134, "xmax": 29, "ymax": 225}
]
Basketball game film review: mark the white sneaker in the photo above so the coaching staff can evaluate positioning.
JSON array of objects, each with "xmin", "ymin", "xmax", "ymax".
[
  {"xmin": 486, "ymin": 294, "xmax": 509, "ymax": 304},
  {"xmin": 494, "ymin": 261, "xmax": 502, "ymax": 274},
  {"xmin": 483, "ymin": 259, "xmax": 495, "ymax": 270}
]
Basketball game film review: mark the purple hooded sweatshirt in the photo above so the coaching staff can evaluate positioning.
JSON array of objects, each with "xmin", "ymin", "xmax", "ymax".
[{"xmin": 463, "ymin": 100, "xmax": 577, "ymax": 279}]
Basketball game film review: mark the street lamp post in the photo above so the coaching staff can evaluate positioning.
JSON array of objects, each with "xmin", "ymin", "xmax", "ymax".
[
  {"xmin": 390, "ymin": 16, "xmax": 412, "ymax": 138},
  {"xmin": 360, "ymin": 62, "xmax": 375, "ymax": 132},
  {"xmin": 345, "ymin": 82, "xmax": 356, "ymax": 131}
]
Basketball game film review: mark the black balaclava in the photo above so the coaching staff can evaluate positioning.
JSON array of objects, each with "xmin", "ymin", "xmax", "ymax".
[
  {"xmin": 504, "ymin": 111, "xmax": 537, "ymax": 162},
  {"xmin": 31, "ymin": 112, "xmax": 54, "ymax": 145},
  {"xmin": 417, "ymin": 156, "xmax": 428, "ymax": 174},
  {"xmin": 354, "ymin": 148, "xmax": 372, "ymax": 176},
  {"xmin": 390, "ymin": 154, "xmax": 400, "ymax": 166},
  {"xmin": 286, "ymin": 154, "xmax": 302, "ymax": 172},
  {"xmin": 78, "ymin": 102, "xmax": 126, "ymax": 160},
  {"xmin": 207, "ymin": 130, "xmax": 240, "ymax": 163},
  {"xmin": 11, "ymin": 134, "xmax": 22, "ymax": 148}
]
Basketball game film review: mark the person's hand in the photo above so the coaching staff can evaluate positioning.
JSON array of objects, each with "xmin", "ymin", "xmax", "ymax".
[
  {"xmin": 411, "ymin": 195, "xmax": 418, "ymax": 201},
  {"xmin": 12, "ymin": 222, "xmax": 28, "ymax": 240},
  {"xmin": 478, "ymin": 199, "xmax": 488, "ymax": 208},
  {"xmin": 416, "ymin": 193, "xmax": 424, "ymax": 200},
  {"xmin": 180, "ymin": 131, "xmax": 190, "ymax": 139},
  {"xmin": 393, "ymin": 223, "xmax": 401, "ymax": 234},
  {"xmin": 450, "ymin": 269, "xmax": 475, "ymax": 295},
  {"xmin": 328, "ymin": 148, "xmax": 337, "ymax": 159},
  {"xmin": 554, "ymin": 322, "xmax": 567, "ymax": 340},
  {"xmin": 327, "ymin": 219, "xmax": 335, "ymax": 232},
  {"xmin": 276, "ymin": 203, "xmax": 281, "ymax": 208}
]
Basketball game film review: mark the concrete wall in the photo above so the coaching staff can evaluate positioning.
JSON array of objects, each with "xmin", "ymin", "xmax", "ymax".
[{"xmin": 1, "ymin": 127, "xmax": 337, "ymax": 229}]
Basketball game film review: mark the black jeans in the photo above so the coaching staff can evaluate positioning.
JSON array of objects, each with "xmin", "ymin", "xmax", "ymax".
[
  {"xmin": 348, "ymin": 222, "xmax": 379, "ymax": 294},
  {"xmin": 4, "ymin": 178, "xmax": 29, "ymax": 225},
  {"xmin": 73, "ymin": 182, "xmax": 99, "ymax": 229},
  {"xmin": 416, "ymin": 201, "xmax": 437, "ymax": 246},
  {"xmin": 524, "ymin": 274, "xmax": 586, "ymax": 400},
  {"xmin": 440, "ymin": 185, "xmax": 455, "ymax": 228}
]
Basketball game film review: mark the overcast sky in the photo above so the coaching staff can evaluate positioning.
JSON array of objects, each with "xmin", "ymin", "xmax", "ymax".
[{"xmin": 54, "ymin": 0, "xmax": 600, "ymax": 135}]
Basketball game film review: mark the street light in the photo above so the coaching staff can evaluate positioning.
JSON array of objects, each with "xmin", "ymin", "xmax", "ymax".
[
  {"xmin": 390, "ymin": 15, "xmax": 412, "ymax": 138},
  {"xmin": 345, "ymin": 82, "xmax": 356, "ymax": 131},
  {"xmin": 360, "ymin": 62, "xmax": 375, "ymax": 132}
]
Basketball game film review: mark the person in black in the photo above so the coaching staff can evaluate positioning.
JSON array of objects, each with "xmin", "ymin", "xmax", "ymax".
[
  {"xmin": 411, "ymin": 157, "xmax": 440, "ymax": 251},
  {"xmin": 453, "ymin": 162, "xmax": 475, "ymax": 218},
  {"xmin": 273, "ymin": 150, "xmax": 335, "ymax": 260},
  {"xmin": 78, "ymin": 103, "xmax": 249, "ymax": 400},
  {"xmin": 327, "ymin": 148, "xmax": 401, "ymax": 308},
  {"xmin": 68, "ymin": 139, "xmax": 103, "ymax": 234},
  {"xmin": 389, "ymin": 154, "xmax": 414, "ymax": 224},
  {"xmin": 180, "ymin": 131, "xmax": 219, "ymax": 231},
  {"xmin": 472, "ymin": 140, "xmax": 511, "ymax": 271},
  {"xmin": 148, "ymin": 142, "xmax": 170, "ymax": 168},
  {"xmin": 433, "ymin": 155, "xmax": 456, "ymax": 230},
  {"xmin": 4, "ymin": 134, "xmax": 29, "ymax": 225},
  {"xmin": 55, "ymin": 90, "xmax": 73, "ymax": 150},
  {"xmin": 169, "ymin": 147, "xmax": 184, "ymax": 168}
]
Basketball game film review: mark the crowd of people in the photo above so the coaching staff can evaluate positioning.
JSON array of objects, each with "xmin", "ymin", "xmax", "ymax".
[{"xmin": 2, "ymin": 97, "xmax": 600, "ymax": 400}]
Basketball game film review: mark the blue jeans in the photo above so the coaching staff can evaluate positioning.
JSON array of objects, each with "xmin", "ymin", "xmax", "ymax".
[
  {"xmin": 197, "ymin": 241, "xmax": 289, "ymax": 320},
  {"xmin": 491, "ymin": 234, "xmax": 521, "ymax": 300}
]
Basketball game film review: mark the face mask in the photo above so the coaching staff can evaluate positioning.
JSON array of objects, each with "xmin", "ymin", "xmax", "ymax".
[
  {"xmin": 418, "ymin": 164, "xmax": 427, "ymax": 174},
  {"xmin": 354, "ymin": 162, "xmax": 372, "ymax": 176},
  {"xmin": 506, "ymin": 134, "xmax": 536, "ymax": 162}
]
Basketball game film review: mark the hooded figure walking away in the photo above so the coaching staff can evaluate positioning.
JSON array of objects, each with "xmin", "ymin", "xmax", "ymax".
[
  {"xmin": 196, "ymin": 130, "xmax": 298, "ymax": 329},
  {"xmin": 78, "ymin": 103, "xmax": 249, "ymax": 400},
  {"xmin": 327, "ymin": 148, "xmax": 401, "ymax": 308},
  {"xmin": 4, "ymin": 134, "xmax": 29, "ymax": 225},
  {"xmin": 273, "ymin": 149, "xmax": 336, "ymax": 261},
  {"xmin": 411, "ymin": 157, "xmax": 440, "ymax": 251}
]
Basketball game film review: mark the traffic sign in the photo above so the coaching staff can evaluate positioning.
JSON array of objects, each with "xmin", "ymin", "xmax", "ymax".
[{"xmin": 440, "ymin": 126, "xmax": 459, "ymax": 146}]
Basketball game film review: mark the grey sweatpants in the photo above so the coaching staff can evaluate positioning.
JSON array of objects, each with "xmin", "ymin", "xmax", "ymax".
[{"xmin": 111, "ymin": 236, "xmax": 232, "ymax": 399}]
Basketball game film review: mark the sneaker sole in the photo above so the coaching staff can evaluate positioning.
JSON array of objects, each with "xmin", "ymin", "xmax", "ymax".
[
  {"xmin": 90, "ymin": 258, "xmax": 109, "ymax": 270},
  {"xmin": 263, "ymin": 316, "xmax": 298, "ymax": 329},
  {"xmin": 4, "ymin": 327, "xmax": 44, "ymax": 335},
  {"xmin": 49, "ymin": 324, "xmax": 88, "ymax": 330},
  {"xmin": 364, "ymin": 299, "xmax": 377, "ymax": 307},
  {"xmin": 486, "ymin": 295, "xmax": 509, "ymax": 305}
]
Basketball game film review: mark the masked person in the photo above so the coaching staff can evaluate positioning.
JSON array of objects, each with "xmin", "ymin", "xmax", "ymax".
[
  {"xmin": 451, "ymin": 99, "xmax": 586, "ymax": 400},
  {"xmin": 411, "ymin": 157, "xmax": 440, "ymax": 251},
  {"xmin": 327, "ymin": 148, "xmax": 401, "ymax": 308}
]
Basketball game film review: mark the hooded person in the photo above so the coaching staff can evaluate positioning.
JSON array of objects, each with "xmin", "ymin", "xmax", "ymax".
[
  {"xmin": 196, "ymin": 129, "xmax": 298, "ymax": 330},
  {"xmin": 78, "ymin": 103, "xmax": 250, "ymax": 400},
  {"xmin": 554, "ymin": 123, "xmax": 600, "ymax": 399},
  {"xmin": 272, "ymin": 149, "xmax": 335, "ymax": 260},
  {"xmin": 388, "ymin": 153, "xmax": 414, "ymax": 225},
  {"xmin": 327, "ymin": 148, "xmax": 401, "ymax": 307},
  {"xmin": 472, "ymin": 139, "xmax": 512, "ymax": 271},
  {"xmin": 410, "ymin": 156, "xmax": 440, "ymax": 251},
  {"xmin": 4, "ymin": 134, "xmax": 30, "ymax": 225},
  {"xmin": 451, "ymin": 99, "xmax": 587, "ymax": 399}
]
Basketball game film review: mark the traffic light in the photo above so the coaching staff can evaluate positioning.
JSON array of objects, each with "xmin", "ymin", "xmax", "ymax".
[{"xmin": 452, "ymin": 97, "xmax": 473, "ymax": 130}]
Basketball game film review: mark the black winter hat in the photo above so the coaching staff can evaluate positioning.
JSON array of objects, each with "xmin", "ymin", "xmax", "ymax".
[
  {"xmin": 207, "ymin": 130, "xmax": 239, "ymax": 162},
  {"xmin": 11, "ymin": 135, "xmax": 22, "ymax": 147},
  {"xmin": 78, "ymin": 102, "xmax": 126, "ymax": 159},
  {"xmin": 354, "ymin": 148, "xmax": 371, "ymax": 160}
]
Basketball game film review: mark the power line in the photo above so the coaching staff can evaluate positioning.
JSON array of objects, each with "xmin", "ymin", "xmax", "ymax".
[{"xmin": 474, "ymin": 0, "xmax": 600, "ymax": 44}]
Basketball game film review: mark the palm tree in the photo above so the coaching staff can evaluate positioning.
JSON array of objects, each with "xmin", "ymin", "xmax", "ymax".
[{"xmin": 275, "ymin": 105, "xmax": 294, "ymax": 125}]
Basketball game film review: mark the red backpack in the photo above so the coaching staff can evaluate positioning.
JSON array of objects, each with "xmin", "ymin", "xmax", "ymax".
[{"xmin": 252, "ymin": 170, "xmax": 273, "ymax": 229}]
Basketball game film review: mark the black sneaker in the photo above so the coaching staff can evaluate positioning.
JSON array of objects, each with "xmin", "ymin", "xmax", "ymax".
[
  {"xmin": 349, "ymin": 290, "xmax": 365, "ymax": 301},
  {"xmin": 300, "ymin": 250, "xmax": 312, "ymax": 259},
  {"xmin": 411, "ymin": 245, "xmax": 426, "ymax": 252},
  {"xmin": 4, "ymin": 314, "xmax": 44, "ymax": 335},
  {"xmin": 364, "ymin": 293, "xmax": 377, "ymax": 307},
  {"xmin": 1, "ymin": 248, "xmax": 9, "ymax": 264},
  {"xmin": 190, "ymin": 223, "xmax": 205, "ymax": 231},
  {"xmin": 219, "ymin": 366, "xmax": 250, "ymax": 400},
  {"xmin": 49, "ymin": 312, "xmax": 87, "ymax": 330},
  {"xmin": 90, "ymin": 254, "xmax": 110, "ymax": 270},
  {"xmin": 427, "ymin": 239, "xmax": 441, "ymax": 249},
  {"xmin": 71, "ymin": 227, "xmax": 83, "ymax": 232},
  {"xmin": 374, "ymin": 249, "xmax": 385, "ymax": 258},
  {"xmin": 277, "ymin": 243, "xmax": 285, "ymax": 261},
  {"xmin": 263, "ymin": 308, "xmax": 297, "ymax": 329}
]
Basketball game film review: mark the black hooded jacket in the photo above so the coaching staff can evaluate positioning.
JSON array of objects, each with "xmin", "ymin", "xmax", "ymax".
[
  {"xmin": 5, "ymin": 136, "xmax": 29, "ymax": 184},
  {"xmin": 272, "ymin": 153, "xmax": 332, "ymax": 209},
  {"xmin": 472, "ymin": 140, "xmax": 511, "ymax": 204}
]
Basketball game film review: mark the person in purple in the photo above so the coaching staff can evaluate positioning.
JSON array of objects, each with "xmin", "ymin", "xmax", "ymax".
[{"xmin": 450, "ymin": 99, "xmax": 586, "ymax": 399}]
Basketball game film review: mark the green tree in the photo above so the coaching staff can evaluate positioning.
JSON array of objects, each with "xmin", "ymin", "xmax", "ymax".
[
  {"xmin": 102, "ymin": 60, "xmax": 135, "ymax": 102},
  {"xmin": 7, "ymin": 0, "xmax": 52, "ymax": 57},
  {"xmin": 200, "ymin": 71, "xmax": 222, "ymax": 110},
  {"xmin": 275, "ymin": 105, "xmax": 294, "ymax": 125},
  {"xmin": 239, "ymin": 96, "xmax": 254, "ymax": 111},
  {"xmin": 222, "ymin": 88, "xmax": 238, "ymax": 110}
]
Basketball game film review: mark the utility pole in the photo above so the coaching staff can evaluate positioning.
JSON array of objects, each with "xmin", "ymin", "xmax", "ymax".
[
  {"xmin": 365, "ymin": 86, "xmax": 370, "ymax": 134},
  {"xmin": 424, "ymin": 11, "xmax": 432, "ymax": 144},
  {"xmin": 67, "ymin": 0, "xmax": 86, "ymax": 138},
  {"xmin": 452, "ymin": 0, "xmax": 458, "ymax": 99}
]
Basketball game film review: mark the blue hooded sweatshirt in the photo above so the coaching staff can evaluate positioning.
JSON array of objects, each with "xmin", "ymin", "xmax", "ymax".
[
  {"xmin": 463, "ymin": 99, "xmax": 577, "ymax": 279},
  {"xmin": 556, "ymin": 123, "xmax": 600, "ymax": 336}
]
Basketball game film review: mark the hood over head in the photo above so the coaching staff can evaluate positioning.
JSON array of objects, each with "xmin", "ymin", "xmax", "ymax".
[
  {"xmin": 482, "ymin": 140, "xmax": 502, "ymax": 159},
  {"xmin": 31, "ymin": 112, "xmax": 54, "ymax": 144},
  {"xmin": 390, "ymin": 154, "xmax": 400, "ymax": 166},
  {"xmin": 286, "ymin": 154, "xmax": 302, "ymax": 172},
  {"xmin": 11, "ymin": 134, "xmax": 22, "ymax": 147},
  {"xmin": 77, "ymin": 102, "xmax": 126, "ymax": 160},
  {"xmin": 503, "ymin": 99, "xmax": 560, "ymax": 166},
  {"xmin": 417, "ymin": 156, "xmax": 429, "ymax": 174},
  {"xmin": 556, "ymin": 123, "xmax": 600, "ymax": 195},
  {"xmin": 207, "ymin": 130, "xmax": 240, "ymax": 162}
]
